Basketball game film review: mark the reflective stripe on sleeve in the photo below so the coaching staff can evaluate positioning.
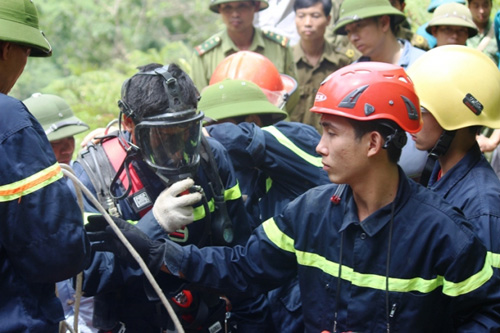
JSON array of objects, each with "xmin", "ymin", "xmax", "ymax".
[
  {"xmin": 223, "ymin": 182, "xmax": 242, "ymax": 201},
  {"xmin": 0, "ymin": 163, "xmax": 63, "ymax": 202},
  {"xmin": 263, "ymin": 217, "xmax": 494, "ymax": 297},
  {"xmin": 193, "ymin": 183, "xmax": 242, "ymax": 221},
  {"xmin": 490, "ymin": 251, "xmax": 500, "ymax": 269},
  {"xmin": 262, "ymin": 126, "xmax": 322, "ymax": 167}
]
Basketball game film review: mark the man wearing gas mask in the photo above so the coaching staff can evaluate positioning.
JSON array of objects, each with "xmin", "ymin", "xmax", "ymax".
[{"xmin": 73, "ymin": 63, "xmax": 255, "ymax": 332}]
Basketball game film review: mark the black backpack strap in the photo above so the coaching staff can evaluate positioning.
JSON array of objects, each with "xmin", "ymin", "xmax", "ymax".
[{"xmin": 199, "ymin": 136, "xmax": 234, "ymax": 246}]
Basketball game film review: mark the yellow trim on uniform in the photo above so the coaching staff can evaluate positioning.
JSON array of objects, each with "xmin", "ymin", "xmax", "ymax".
[
  {"xmin": 490, "ymin": 251, "xmax": 500, "ymax": 269},
  {"xmin": 266, "ymin": 177, "xmax": 273, "ymax": 193},
  {"xmin": 262, "ymin": 126, "xmax": 322, "ymax": 167},
  {"xmin": 193, "ymin": 183, "xmax": 242, "ymax": 221},
  {"xmin": 263, "ymin": 217, "xmax": 493, "ymax": 297},
  {"xmin": 224, "ymin": 182, "xmax": 242, "ymax": 201},
  {"xmin": 0, "ymin": 163, "xmax": 63, "ymax": 202}
]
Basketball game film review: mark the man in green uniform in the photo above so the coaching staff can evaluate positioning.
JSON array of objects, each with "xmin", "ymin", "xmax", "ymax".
[
  {"xmin": 290, "ymin": 0, "xmax": 352, "ymax": 132},
  {"xmin": 190, "ymin": 0, "xmax": 296, "ymax": 91},
  {"xmin": 467, "ymin": 0, "xmax": 499, "ymax": 64},
  {"xmin": 427, "ymin": 2, "xmax": 477, "ymax": 47},
  {"xmin": 325, "ymin": 0, "xmax": 361, "ymax": 61}
]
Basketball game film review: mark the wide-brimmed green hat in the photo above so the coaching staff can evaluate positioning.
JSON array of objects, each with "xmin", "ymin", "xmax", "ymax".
[
  {"xmin": 0, "ymin": 0, "xmax": 52, "ymax": 57},
  {"xmin": 333, "ymin": 0, "xmax": 406, "ymax": 35},
  {"xmin": 23, "ymin": 93, "xmax": 89, "ymax": 141},
  {"xmin": 209, "ymin": 0, "xmax": 269, "ymax": 13},
  {"xmin": 426, "ymin": 3, "xmax": 477, "ymax": 37},
  {"xmin": 200, "ymin": 79, "xmax": 287, "ymax": 126}
]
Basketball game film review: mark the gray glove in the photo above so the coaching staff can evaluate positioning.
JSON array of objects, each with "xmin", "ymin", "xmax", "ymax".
[{"xmin": 152, "ymin": 178, "xmax": 202, "ymax": 233}]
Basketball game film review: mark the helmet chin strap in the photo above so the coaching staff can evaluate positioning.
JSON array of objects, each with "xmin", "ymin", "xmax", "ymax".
[{"xmin": 419, "ymin": 130, "xmax": 456, "ymax": 187}]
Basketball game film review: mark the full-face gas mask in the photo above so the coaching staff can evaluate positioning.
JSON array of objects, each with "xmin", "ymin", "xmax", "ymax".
[
  {"xmin": 118, "ymin": 65, "xmax": 204, "ymax": 186},
  {"xmin": 134, "ymin": 109, "xmax": 204, "ymax": 185}
]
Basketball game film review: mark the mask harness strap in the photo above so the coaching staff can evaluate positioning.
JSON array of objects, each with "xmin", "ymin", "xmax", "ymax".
[
  {"xmin": 112, "ymin": 65, "xmax": 177, "ymax": 201},
  {"xmin": 199, "ymin": 135, "xmax": 234, "ymax": 246},
  {"xmin": 419, "ymin": 130, "xmax": 456, "ymax": 187}
]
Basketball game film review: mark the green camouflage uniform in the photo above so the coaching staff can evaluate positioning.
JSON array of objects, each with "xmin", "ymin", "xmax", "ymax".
[
  {"xmin": 190, "ymin": 28, "xmax": 296, "ymax": 91},
  {"xmin": 289, "ymin": 42, "xmax": 352, "ymax": 132}
]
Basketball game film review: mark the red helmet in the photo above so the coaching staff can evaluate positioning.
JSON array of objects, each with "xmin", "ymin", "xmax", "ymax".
[
  {"xmin": 209, "ymin": 51, "xmax": 297, "ymax": 109},
  {"xmin": 311, "ymin": 62, "xmax": 422, "ymax": 133}
]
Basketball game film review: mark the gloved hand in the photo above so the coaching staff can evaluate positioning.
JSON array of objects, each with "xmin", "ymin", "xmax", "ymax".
[
  {"xmin": 85, "ymin": 214, "xmax": 165, "ymax": 274},
  {"xmin": 152, "ymin": 178, "xmax": 202, "ymax": 233}
]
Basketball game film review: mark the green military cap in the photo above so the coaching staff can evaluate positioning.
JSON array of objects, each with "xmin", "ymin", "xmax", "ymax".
[
  {"xmin": 209, "ymin": 0, "xmax": 269, "ymax": 13},
  {"xmin": 23, "ymin": 93, "xmax": 89, "ymax": 141},
  {"xmin": 426, "ymin": 3, "xmax": 477, "ymax": 37},
  {"xmin": 0, "ymin": 0, "xmax": 52, "ymax": 57},
  {"xmin": 200, "ymin": 79, "xmax": 287, "ymax": 125},
  {"xmin": 333, "ymin": 0, "xmax": 406, "ymax": 35}
]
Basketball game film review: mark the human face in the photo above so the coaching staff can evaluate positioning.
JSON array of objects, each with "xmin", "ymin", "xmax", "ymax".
[
  {"xmin": 295, "ymin": 2, "xmax": 331, "ymax": 42},
  {"xmin": 432, "ymin": 25, "xmax": 469, "ymax": 46},
  {"xmin": 316, "ymin": 114, "xmax": 369, "ymax": 184},
  {"xmin": 219, "ymin": 1, "xmax": 258, "ymax": 34},
  {"xmin": 468, "ymin": 0, "xmax": 492, "ymax": 27},
  {"xmin": 411, "ymin": 109, "xmax": 443, "ymax": 151},
  {"xmin": 344, "ymin": 17, "xmax": 385, "ymax": 57},
  {"xmin": 50, "ymin": 136, "xmax": 75, "ymax": 165},
  {"xmin": 0, "ymin": 42, "xmax": 31, "ymax": 94}
]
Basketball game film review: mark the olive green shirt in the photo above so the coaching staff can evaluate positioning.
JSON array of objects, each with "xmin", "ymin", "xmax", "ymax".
[
  {"xmin": 289, "ymin": 42, "xmax": 352, "ymax": 132},
  {"xmin": 467, "ymin": 20, "xmax": 499, "ymax": 65},
  {"xmin": 190, "ymin": 27, "xmax": 297, "ymax": 91}
]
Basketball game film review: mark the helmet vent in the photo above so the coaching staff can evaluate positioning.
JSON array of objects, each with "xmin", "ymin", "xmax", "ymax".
[
  {"xmin": 463, "ymin": 93, "xmax": 483, "ymax": 115},
  {"xmin": 402, "ymin": 95, "xmax": 419, "ymax": 120},
  {"xmin": 339, "ymin": 85, "xmax": 369, "ymax": 109},
  {"xmin": 364, "ymin": 103, "xmax": 375, "ymax": 116}
]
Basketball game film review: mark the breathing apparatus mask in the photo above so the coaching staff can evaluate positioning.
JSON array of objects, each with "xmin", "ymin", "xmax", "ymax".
[{"xmin": 118, "ymin": 65, "xmax": 204, "ymax": 186}]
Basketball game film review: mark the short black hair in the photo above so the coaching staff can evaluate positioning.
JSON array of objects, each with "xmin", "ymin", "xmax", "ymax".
[
  {"xmin": 294, "ymin": 0, "xmax": 332, "ymax": 16},
  {"xmin": 345, "ymin": 117, "xmax": 405, "ymax": 164},
  {"xmin": 121, "ymin": 63, "xmax": 199, "ymax": 122}
]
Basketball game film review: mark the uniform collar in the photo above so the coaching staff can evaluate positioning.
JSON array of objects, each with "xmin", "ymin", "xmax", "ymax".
[
  {"xmin": 339, "ymin": 167, "xmax": 412, "ymax": 237},
  {"xmin": 221, "ymin": 27, "xmax": 265, "ymax": 56},
  {"xmin": 293, "ymin": 40, "xmax": 337, "ymax": 66},
  {"xmin": 428, "ymin": 143, "xmax": 482, "ymax": 194}
]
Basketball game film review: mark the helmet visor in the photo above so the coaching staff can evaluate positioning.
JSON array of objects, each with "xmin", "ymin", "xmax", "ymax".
[{"xmin": 134, "ymin": 110, "xmax": 204, "ymax": 175}]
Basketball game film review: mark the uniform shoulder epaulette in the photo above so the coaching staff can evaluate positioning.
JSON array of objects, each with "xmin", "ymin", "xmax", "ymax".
[
  {"xmin": 194, "ymin": 34, "xmax": 222, "ymax": 56},
  {"xmin": 411, "ymin": 34, "xmax": 430, "ymax": 51},
  {"xmin": 262, "ymin": 30, "xmax": 290, "ymax": 47}
]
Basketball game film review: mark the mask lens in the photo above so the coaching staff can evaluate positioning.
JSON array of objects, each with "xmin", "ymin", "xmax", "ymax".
[{"xmin": 135, "ymin": 111, "xmax": 203, "ymax": 175}]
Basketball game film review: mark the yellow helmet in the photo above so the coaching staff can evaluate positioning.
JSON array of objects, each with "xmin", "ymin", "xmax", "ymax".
[{"xmin": 407, "ymin": 45, "xmax": 500, "ymax": 130}]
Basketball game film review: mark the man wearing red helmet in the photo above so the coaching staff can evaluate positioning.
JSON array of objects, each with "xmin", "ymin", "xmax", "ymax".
[{"xmin": 87, "ymin": 62, "xmax": 500, "ymax": 332}]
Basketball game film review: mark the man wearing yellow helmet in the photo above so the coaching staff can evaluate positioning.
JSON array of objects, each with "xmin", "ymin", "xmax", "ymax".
[
  {"xmin": 409, "ymin": 45, "xmax": 500, "ymax": 264},
  {"xmin": 0, "ymin": 0, "xmax": 90, "ymax": 331}
]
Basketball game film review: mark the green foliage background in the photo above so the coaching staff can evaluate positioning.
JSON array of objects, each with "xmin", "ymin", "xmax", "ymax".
[{"xmin": 10, "ymin": 0, "xmax": 500, "ymax": 149}]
